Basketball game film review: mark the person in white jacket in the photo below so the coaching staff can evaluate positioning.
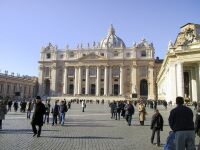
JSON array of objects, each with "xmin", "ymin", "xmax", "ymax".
[{"xmin": 81, "ymin": 100, "xmax": 86, "ymax": 112}]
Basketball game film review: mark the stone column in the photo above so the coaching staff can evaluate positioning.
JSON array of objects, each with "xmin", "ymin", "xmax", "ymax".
[
  {"xmin": 85, "ymin": 67, "xmax": 89, "ymax": 95},
  {"xmin": 38, "ymin": 66, "xmax": 44, "ymax": 96},
  {"xmin": 51, "ymin": 65, "xmax": 57, "ymax": 96},
  {"xmin": 168, "ymin": 63, "xmax": 177, "ymax": 103},
  {"xmin": 96, "ymin": 66, "xmax": 100, "ymax": 96},
  {"xmin": 131, "ymin": 66, "xmax": 137, "ymax": 94},
  {"xmin": 148, "ymin": 66, "xmax": 154, "ymax": 99},
  {"xmin": 78, "ymin": 67, "xmax": 82, "ymax": 95},
  {"xmin": 120, "ymin": 66, "xmax": 124, "ymax": 95},
  {"xmin": 104, "ymin": 66, "xmax": 108, "ymax": 96},
  {"xmin": 191, "ymin": 69, "xmax": 197, "ymax": 101},
  {"xmin": 197, "ymin": 64, "xmax": 200, "ymax": 101},
  {"xmin": 176, "ymin": 61, "xmax": 184, "ymax": 97},
  {"xmin": 74, "ymin": 67, "xmax": 78, "ymax": 95},
  {"xmin": 63, "ymin": 66, "xmax": 68, "ymax": 95},
  {"xmin": 108, "ymin": 66, "xmax": 112, "ymax": 95}
]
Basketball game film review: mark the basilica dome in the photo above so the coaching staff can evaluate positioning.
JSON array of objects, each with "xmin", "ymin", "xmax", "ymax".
[{"xmin": 100, "ymin": 25, "xmax": 126, "ymax": 49}]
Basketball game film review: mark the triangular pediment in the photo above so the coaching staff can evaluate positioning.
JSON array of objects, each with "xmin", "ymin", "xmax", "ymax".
[{"xmin": 78, "ymin": 53, "xmax": 106, "ymax": 61}]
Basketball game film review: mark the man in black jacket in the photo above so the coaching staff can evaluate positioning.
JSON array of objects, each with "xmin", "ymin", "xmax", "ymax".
[
  {"xmin": 150, "ymin": 109, "xmax": 163, "ymax": 146},
  {"xmin": 168, "ymin": 96, "xmax": 195, "ymax": 150},
  {"xmin": 31, "ymin": 96, "xmax": 45, "ymax": 137}
]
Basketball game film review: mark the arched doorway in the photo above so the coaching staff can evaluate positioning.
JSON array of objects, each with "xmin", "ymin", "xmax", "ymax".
[
  {"xmin": 114, "ymin": 84, "xmax": 119, "ymax": 95},
  {"xmin": 91, "ymin": 84, "xmax": 95, "ymax": 95},
  {"xmin": 140, "ymin": 79, "xmax": 148, "ymax": 97},
  {"xmin": 100, "ymin": 88, "xmax": 104, "ymax": 96},
  {"xmin": 69, "ymin": 84, "xmax": 74, "ymax": 95},
  {"xmin": 44, "ymin": 79, "xmax": 50, "ymax": 96}
]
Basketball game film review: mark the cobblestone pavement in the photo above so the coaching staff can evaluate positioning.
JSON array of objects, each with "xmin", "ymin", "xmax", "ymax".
[{"xmin": 0, "ymin": 103, "xmax": 199, "ymax": 150}]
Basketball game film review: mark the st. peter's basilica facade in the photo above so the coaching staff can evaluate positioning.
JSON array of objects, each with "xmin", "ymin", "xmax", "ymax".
[{"xmin": 38, "ymin": 25, "xmax": 162, "ymax": 100}]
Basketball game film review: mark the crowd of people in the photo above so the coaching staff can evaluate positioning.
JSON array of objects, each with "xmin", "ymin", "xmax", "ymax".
[{"xmin": 1, "ymin": 96, "xmax": 200, "ymax": 149}]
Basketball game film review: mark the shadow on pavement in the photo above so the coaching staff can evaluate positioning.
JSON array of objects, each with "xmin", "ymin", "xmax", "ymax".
[
  {"xmin": 62, "ymin": 123, "xmax": 113, "ymax": 127},
  {"xmin": 41, "ymin": 135, "xmax": 123, "ymax": 139},
  {"xmin": 0, "ymin": 129, "xmax": 59, "ymax": 134}
]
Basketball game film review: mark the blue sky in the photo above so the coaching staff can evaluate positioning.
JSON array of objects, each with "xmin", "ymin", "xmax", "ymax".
[{"xmin": 0, "ymin": 0, "xmax": 199, "ymax": 76}]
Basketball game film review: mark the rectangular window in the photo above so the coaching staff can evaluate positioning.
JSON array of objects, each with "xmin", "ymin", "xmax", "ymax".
[
  {"xmin": 126, "ymin": 53, "xmax": 130, "ymax": 57},
  {"xmin": 7, "ymin": 85, "xmax": 10, "ymax": 94},
  {"xmin": 68, "ymin": 67, "xmax": 75, "ymax": 76},
  {"xmin": 139, "ymin": 66, "xmax": 148, "ymax": 77},
  {"xmin": 46, "ymin": 53, "xmax": 51, "ymax": 59},
  {"xmin": 141, "ymin": 51, "xmax": 146, "ymax": 57},
  {"xmin": 45, "ymin": 67, "xmax": 50, "ymax": 77},
  {"xmin": 89, "ymin": 67, "xmax": 96, "ymax": 76}
]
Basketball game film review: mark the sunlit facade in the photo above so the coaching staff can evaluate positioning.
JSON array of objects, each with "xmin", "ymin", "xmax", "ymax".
[{"xmin": 38, "ymin": 25, "xmax": 162, "ymax": 100}]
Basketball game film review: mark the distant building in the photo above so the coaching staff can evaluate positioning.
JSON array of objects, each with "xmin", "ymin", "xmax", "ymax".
[
  {"xmin": 38, "ymin": 25, "xmax": 162, "ymax": 100},
  {"xmin": 0, "ymin": 72, "xmax": 38, "ymax": 99},
  {"xmin": 157, "ymin": 23, "xmax": 200, "ymax": 103}
]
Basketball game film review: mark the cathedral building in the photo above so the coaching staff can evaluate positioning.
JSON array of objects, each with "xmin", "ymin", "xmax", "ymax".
[
  {"xmin": 38, "ymin": 25, "xmax": 162, "ymax": 100},
  {"xmin": 157, "ymin": 23, "xmax": 200, "ymax": 104}
]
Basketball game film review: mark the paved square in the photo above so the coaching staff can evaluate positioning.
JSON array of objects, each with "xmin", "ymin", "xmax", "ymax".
[{"xmin": 0, "ymin": 103, "xmax": 198, "ymax": 150}]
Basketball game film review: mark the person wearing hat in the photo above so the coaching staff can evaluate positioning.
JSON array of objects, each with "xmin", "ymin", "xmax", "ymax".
[
  {"xmin": 168, "ymin": 96, "xmax": 195, "ymax": 150},
  {"xmin": 31, "ymin": 96, "xmax": 46, "ymax": 137},
  {"xmin": 0, "ymin": 100, "xmax": 7, "ymax": 130}
]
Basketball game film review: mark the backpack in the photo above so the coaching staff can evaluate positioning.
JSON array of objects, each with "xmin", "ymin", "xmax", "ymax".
[{"xmin": 164, "ymin": 131, "xmax": 175, "ymax": 150}]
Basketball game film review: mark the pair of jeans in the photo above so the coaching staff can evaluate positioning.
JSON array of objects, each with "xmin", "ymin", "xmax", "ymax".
[
  {"xmin": 43, "ymin": 113, "xmax": 49, "ymax": 123},
  {"xmin": 126, "ymin": 114, "xmax": 132, "ymax": 126},
  {"xmin": 175, "ymin": 130, "xmax": 195, "ymax": 150},
  {"xmin": 151, "ymin": 128, "xmax": 160, "ymax": 145},
  {"xmin": 60, "ymin": 113, "xmax": 65, "ymax": 125},
  {"xmin": 52, "ymin": 114, "xmax": 58, "ymax": 125},
  {"xmin": 27, "ymin": 110, "xmax": 31, "ymax": 119}
]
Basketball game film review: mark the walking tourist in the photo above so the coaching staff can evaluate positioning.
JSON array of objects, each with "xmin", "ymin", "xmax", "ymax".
[
  {"xmin": 150, "ymin": 109, "xmax": 164, "ymax": 147},
  {"xmin": 51, "ymin": 100, "xmax": 60, "ymax": 126},
  {"xmin": 43, "ymin": 100, "xmax": 51, "ymax": 124},
  {"xmin": 124, "ymin": 100, "xmax": 134, "ymax": 126},
  {"xmin": 138, "ymin": 101, "xmax": 146, "ymax": 125},
  {"xmin": 168, "ymin": 96, "xmax": 195, "ymax": 150},
  {"xmin": 31, "ymin": 96, "xmax": 46, "ymax": 137},
  {"xmin": 27, "ymin": 100, "xmax": 33, "ymax": 119},
  {"xmin": 0, "ymin": 99, "xmax": 7, "ymax": 130},
  {"xmin": 59, "ymin": 100, "xmax": 68, "ymax": 125}
]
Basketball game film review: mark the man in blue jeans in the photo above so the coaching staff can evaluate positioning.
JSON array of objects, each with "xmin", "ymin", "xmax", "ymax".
[{"xmin": 168, "ymin": 96, "xmax": 195, "ymax": 150}]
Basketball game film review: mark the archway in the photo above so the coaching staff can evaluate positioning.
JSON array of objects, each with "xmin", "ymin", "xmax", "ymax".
[
  {"xmin": 114, "ymin": 84, "xmax": 119, "ymax": 95},
  {"xmin": 69, "ymin": 84, "xmax": 74, "ymax": 95},
  {"xmin": 140, "ymin": 79, "xmax": 148, "ymax": 97},
  {"xmin": 91, "ymin": 84, "xmax": 96, "ymax": 95}
]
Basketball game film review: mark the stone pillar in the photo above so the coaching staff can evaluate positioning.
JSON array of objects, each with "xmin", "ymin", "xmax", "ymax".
[
  {"xmin": 120, "ymin": 66, "xmax": 124, "ymax": 95},
  {"xmin": 176, "ymin": 62, "xmax": 184, "ymax": 97},
  {"xmin": 104, "ymin": 66, "xmax": 108, "ymax": 96},
  {"xmin": 108, "ymin": 66, "xmax": 112, "ymax": 95},
  {"xmin": 96, "ymin": 66, "xmax": 100, "ymax": 96},
  {"xmin": 38, "ymin": 66, "xmax": 44, "ymax": 96},
  {"xmin": 191, "ymin": 69, "xmax": 197, "ymax": 101},
  {"xmin": 85, "ymin": 67, "xmax": 89, "ymax": 95},
  {"xmin": 51, "ymin": 65, "xmax": 57, "ymax": 96},
  {"xmin": 168, "ymin": 63, "xmax": 177, "ymax": 103},
  {"xmin": 148, "ymin": 66, "xmax": 154, "ymax": 99},
  {"xmin": 63, "ymin": 66, "xmax": 68, "ymax": 95},
  {"xmin": 131, "ymin": 66, "xmax": 137, "ymax": 94},
  {"xmin": 74, "ymin": 67, "xmax": 78, "ymax": 95},
  {"xmin": 78, "ymin": 67, "xmax": 82, "ymax": 95}
]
